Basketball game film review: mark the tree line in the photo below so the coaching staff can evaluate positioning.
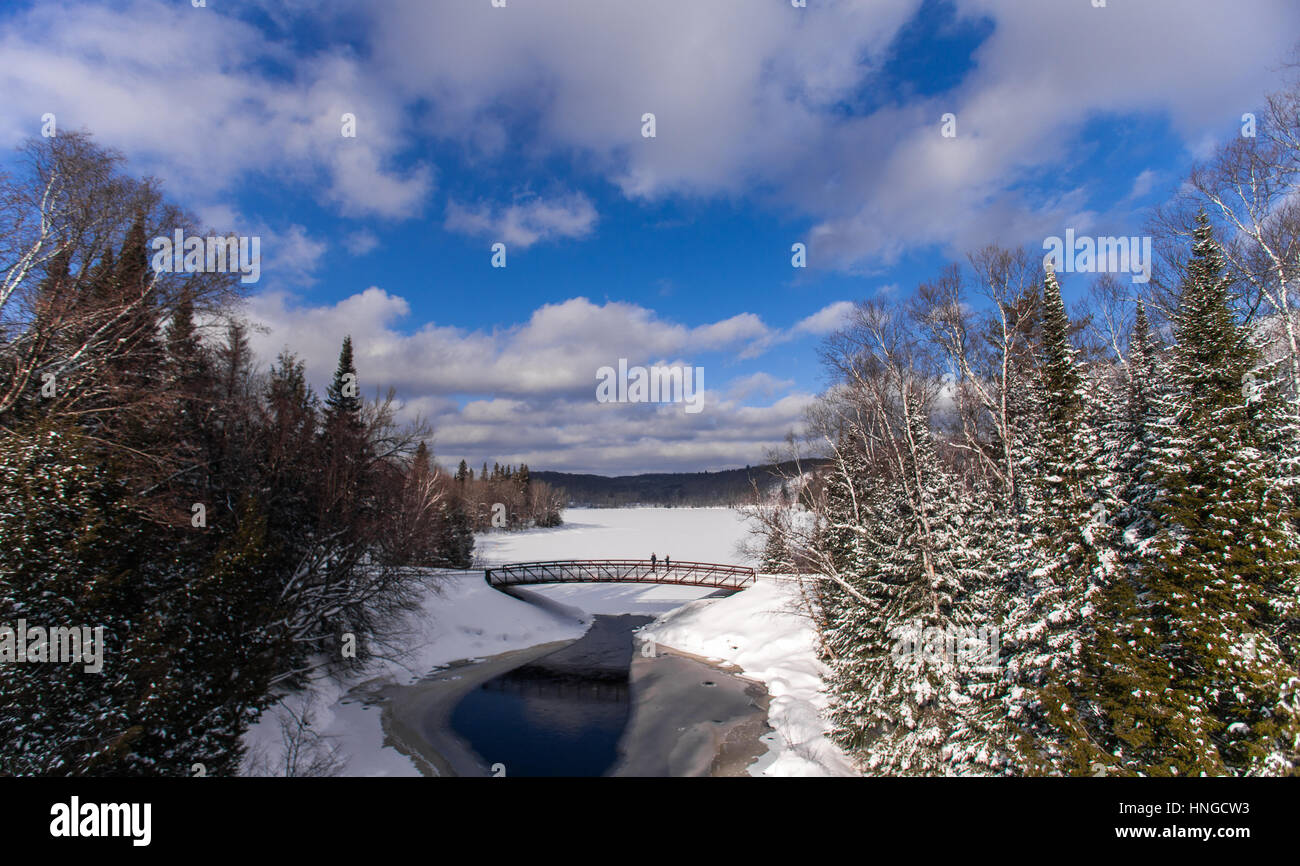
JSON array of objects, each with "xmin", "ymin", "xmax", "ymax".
[
  {"xmin": 452, "ymin": 460, "xmax": 565, "ymax": 530},
  {"xmin": 0, "ymin": 133, "xmax": 475, "ymax": 775},
  {"xmin": 534, "ymin": 462, "xmax": 818, "ymax": 508}
]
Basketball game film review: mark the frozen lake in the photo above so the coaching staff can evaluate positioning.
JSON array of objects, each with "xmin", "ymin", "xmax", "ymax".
[
  {"xmin": 474, "ymin": 506, "xmax": 756, "ymax": 566},
  {"xmin": 473, "ymin": 506, "xmax": 758, "ymax": 616},
  {"xmin": 394, "ymin": 506, "xmax": 769, "ymax": 776}
]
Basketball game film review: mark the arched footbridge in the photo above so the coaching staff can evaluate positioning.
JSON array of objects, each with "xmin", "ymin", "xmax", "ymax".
[{"xmin": 484, "ymin": 559, "xmax": 757, "ymax": 591}]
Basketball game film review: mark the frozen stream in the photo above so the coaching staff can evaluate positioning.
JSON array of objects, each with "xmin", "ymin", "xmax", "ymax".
[{"xmin": 243, "ymin": 507, "xmax": 856, "ymax": 777}]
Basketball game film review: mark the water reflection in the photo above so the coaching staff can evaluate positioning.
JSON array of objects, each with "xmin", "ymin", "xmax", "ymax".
[{"xmin": 447, "ymin": 614, "xmax": 650, "ymax": 777}]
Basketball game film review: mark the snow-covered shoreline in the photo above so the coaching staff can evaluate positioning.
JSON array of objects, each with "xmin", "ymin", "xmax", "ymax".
[
  {"xmin": 645, "ymin": 577, "xmax": 857, "ymax": 776},
  {"xmin": 241, "ymin": 507, "xmax": 854, "ymax": 777}
]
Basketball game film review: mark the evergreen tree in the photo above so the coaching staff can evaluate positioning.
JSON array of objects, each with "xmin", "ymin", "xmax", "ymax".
[
  {"xmin": 821, "ymin": 395, "xmax": 1011, "ymax": 774},
  {"xmin": 162, "ymin": 288, "xmax": 215, "ymax": 496},
  {"xmin": 761, "ymin": 517, "xmax": 793, "ymax": 573},
  {"xmin": 436, "ymin": 501, "xmax": 475, "ymax": 568},
  {"xmin": 324, "ymin": 335, "xmax": 362, "ymax": 421},
  {"xmin": 1003, "ymin": 268, "xmax": 1114, "ymax": 775},
  {"xmin": 1096, "ymin": 213, "xmax": 1300, "ymax": 775},
  {"xmin": 412, "ymin": 441, "xmax": 431, "ymax": 477},
  {"xmin": 320, "ymin": 335, "xmax": 370, "ymax": 522}
]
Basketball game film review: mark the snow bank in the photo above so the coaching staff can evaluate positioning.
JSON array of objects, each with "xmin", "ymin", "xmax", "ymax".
[
  {"xmin": 645, "ymin": 577, "xmax": 857, "ymax": 777},
  {"xmin": 242, "ymin": 506, "xmax": 856, "ymax": 777},
  {"xmin": 241, "ymin": 573, "xmax": 588, "ymax": 776}
]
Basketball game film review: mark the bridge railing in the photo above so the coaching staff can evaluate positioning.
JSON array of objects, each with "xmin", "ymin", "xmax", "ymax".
[{"xmin": 484, "ymin": 559, "xmax": 756, "ymax": 590}]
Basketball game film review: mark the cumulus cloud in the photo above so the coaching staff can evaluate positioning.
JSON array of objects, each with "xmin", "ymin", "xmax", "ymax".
[
  {"xmin": 263, "ymin": 224, "xmax": 328, "ymax": 286},
  {"xmin": 420, "ymin": 388, "xmax": 816, "ymax": 475},
  {"xmin": 8, "ymin": 0, "xmax": 1299, "ymax": 471},
  {"xmin": 0, "ymin": 0, "xmax": 432, "ymax": 218},
  {"xmin": 241, "ymin": 289, "xmax": 815, "ymax": 473},
  {"xmin": 444, "ymin": 193, "xmax": 598, "ymax": 249},
  {"xmin": 373, "ymin": 0, "xmax": 1297, "ymax": 265},
  {"xmin": 794, "ymin": 301, "xmax": 856, "ymax": 335},
  {"xmin": 726, "ymin": 372, "xmax": 796, "ymax": 401},
  {"xmin": 245, "ymin": 291, "xmax": 786, "ymax": 399},
  {"xmin": 4, "ymin": 0, "xmax": 1296, "ymax": 266}
]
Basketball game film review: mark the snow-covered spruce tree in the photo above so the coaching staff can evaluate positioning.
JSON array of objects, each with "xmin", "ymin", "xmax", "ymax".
[
  {"xmin": 1118, "ymin": 301, "xmax": 1160, "ymax": 519},
  {"xmin": 1002, "ymin": 268, "xmax": 1116, "ymax": 775},
  {"xmin": 810, "ymin": 432, "xmax": 873, "ymax": 638},
  {"xmin": 1094, "ymin": 213, "xmax": 1300, "ymax": 776},
  {"xmin": 821, "ymin": 390, "xmax": 1011, "ymax": 774},
  {"xmin": 816, "ymin": 431, "xmax": 888, "ymax": 759},
  {"xmin": 1080, "ymin": 298, "xmax": 1168, "ymax": 773},
  {"xmin": 1246, "ymin": 354, "xmax": 1300, "ymax": 669},
  {"xmin": 1122, "ymin": 300, "xmax": 1165, "ymax": 500},
  {"xmin": 761, "ymin": 510, "xmax": 795, "ymax": 573}
]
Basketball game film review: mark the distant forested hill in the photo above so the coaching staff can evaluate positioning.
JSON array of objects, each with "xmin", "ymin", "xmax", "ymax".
[{"xmin": 533, "ymin": 459, "xmax": 826, "ymax": 507}]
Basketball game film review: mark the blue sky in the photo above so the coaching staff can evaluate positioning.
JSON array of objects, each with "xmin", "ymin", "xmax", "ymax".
[{"xmin": 1, "ymin": 0, "xmax": 1297, "ymax": 473}]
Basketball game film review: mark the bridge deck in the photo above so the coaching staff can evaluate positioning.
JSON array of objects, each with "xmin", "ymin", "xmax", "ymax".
[{"xmin": 484, "ymin": 559, "xmax": 756, "ymax": 590}]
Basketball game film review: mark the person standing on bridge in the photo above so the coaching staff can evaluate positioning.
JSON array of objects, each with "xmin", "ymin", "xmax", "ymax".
[
  {"xmin": 650, "ymin": 552, "xmax": 657, "ymax": 573},
  {"xmin": 665, "ymin": 555, "xmax": 670, "ymax": 573}
]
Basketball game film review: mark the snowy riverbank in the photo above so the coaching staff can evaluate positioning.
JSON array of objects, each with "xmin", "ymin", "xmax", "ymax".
[
  {"xmin": 240, "ymin": 507, "xmax": 854, "ymax": 777},
  {"xmin": 645, "ymin": 577, "xmax": 856, "ymax": 776}
]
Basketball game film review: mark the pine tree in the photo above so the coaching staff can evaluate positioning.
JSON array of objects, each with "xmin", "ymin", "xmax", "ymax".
[
  {"xmin": 1097, "ymin": 213, "xmax": 1300, "ymax": 775},
  {"xmin": 165, "ymin": 291, "xmax": 205, "ymax": 380},
  {"xmin": 1076, "ymin": 299, "xmax": 1169, "ymax": 774},
  {"xmin": 761, "ymin": 518, "xmax": 793, "ymax": 573},
  {"xmin": 0, "ymin": 423, "xmax": 141, "ymax": 773},
  {"xmin": 162, "ymin": 289, "xmax": 215, "ymax": 494},
  {"xmin": 324, "ymin": 335, "xmax": 363, "ymax": 426},
  {"xmin": 106, "ymin": 212, "xmax": 162, "ymax": 383},
  {"xmin": 821, "ymin": 394, "xmax": 1011, "ymax": 774},
  {"xmin": 261, "ymin": 350, "xmax": 320, "ymax": 546},
  {"xmin": 1030, "ymin": 268, "xmax": 1091, "ymax": 539},
  {"xmin": 437, "ymin": 501, "xmax": 475, "ymax": 568},
  {"xmin": 1002, "ymin": 268, "xmax": 1114, "ymax": 775},
  {"xmin": 216, "ymin": 320, "xmax": 252, "ymax": 404}
]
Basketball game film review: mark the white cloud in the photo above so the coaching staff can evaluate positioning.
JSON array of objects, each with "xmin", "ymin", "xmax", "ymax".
[
  {"xmin": 263, "ymin": 224, "xmax": 328, "ymax": 285},
  {"xmin": 4, "ymin": 0, "xmax": 1296, "ymax": 267},
  {"xmin": 343, "ymin": 229, "xmax": 380, "ymax": 256},
  {"xmin": 0, "ymin": 0, "xmax": 432, "ymax": 219},
  {"xmin": 444, "ymin": 193, "xmax": 597, "ymax": 249},
  {"xmin": 373, "ymin": 0, "xmax": 1298, "ymax": 266},
  {"xmin": 241, "ymin": 289, "xmax": 813, "ymax": 473},
  {"xmin": 1127, "ymin": 169, "xmax": 1159, "ymax": 201},
  {"xmin": 726, "ymin": 372, "xmax": 796, "ymax": 401},
  {"xmin": 246, "ymin": 292, "xmax": 787, "ymax": 398},
  {"xmin": 794, "ymin": 301, "xmax": 855, "ymax": 335},
  {"xmin": 187, "ymin": 207, "xmax": 327, "ymax": 286}
]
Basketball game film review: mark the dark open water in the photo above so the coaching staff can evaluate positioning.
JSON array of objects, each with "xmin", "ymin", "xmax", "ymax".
[{"xmin": 446, "ymin": 614, "xmax": 650, "ymax": 776}]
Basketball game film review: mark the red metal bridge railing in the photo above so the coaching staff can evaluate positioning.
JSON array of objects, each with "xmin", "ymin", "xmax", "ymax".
[{"xmin": 484, "ymin": 559, "xmax": 756, "ymax": 590}]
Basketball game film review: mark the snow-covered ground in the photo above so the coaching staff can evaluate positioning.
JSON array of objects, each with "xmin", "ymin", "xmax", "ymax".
[
  {"xmin": 241, "ymin": 507, "xmax": 853, "ymax": 777},
  {"xmin": 474, "ymin": 506, "xmax": 756, "ymax": 565},
  {"xmin": 646, "ymin": 578, "xmax": 856, "ymax": 776}
]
